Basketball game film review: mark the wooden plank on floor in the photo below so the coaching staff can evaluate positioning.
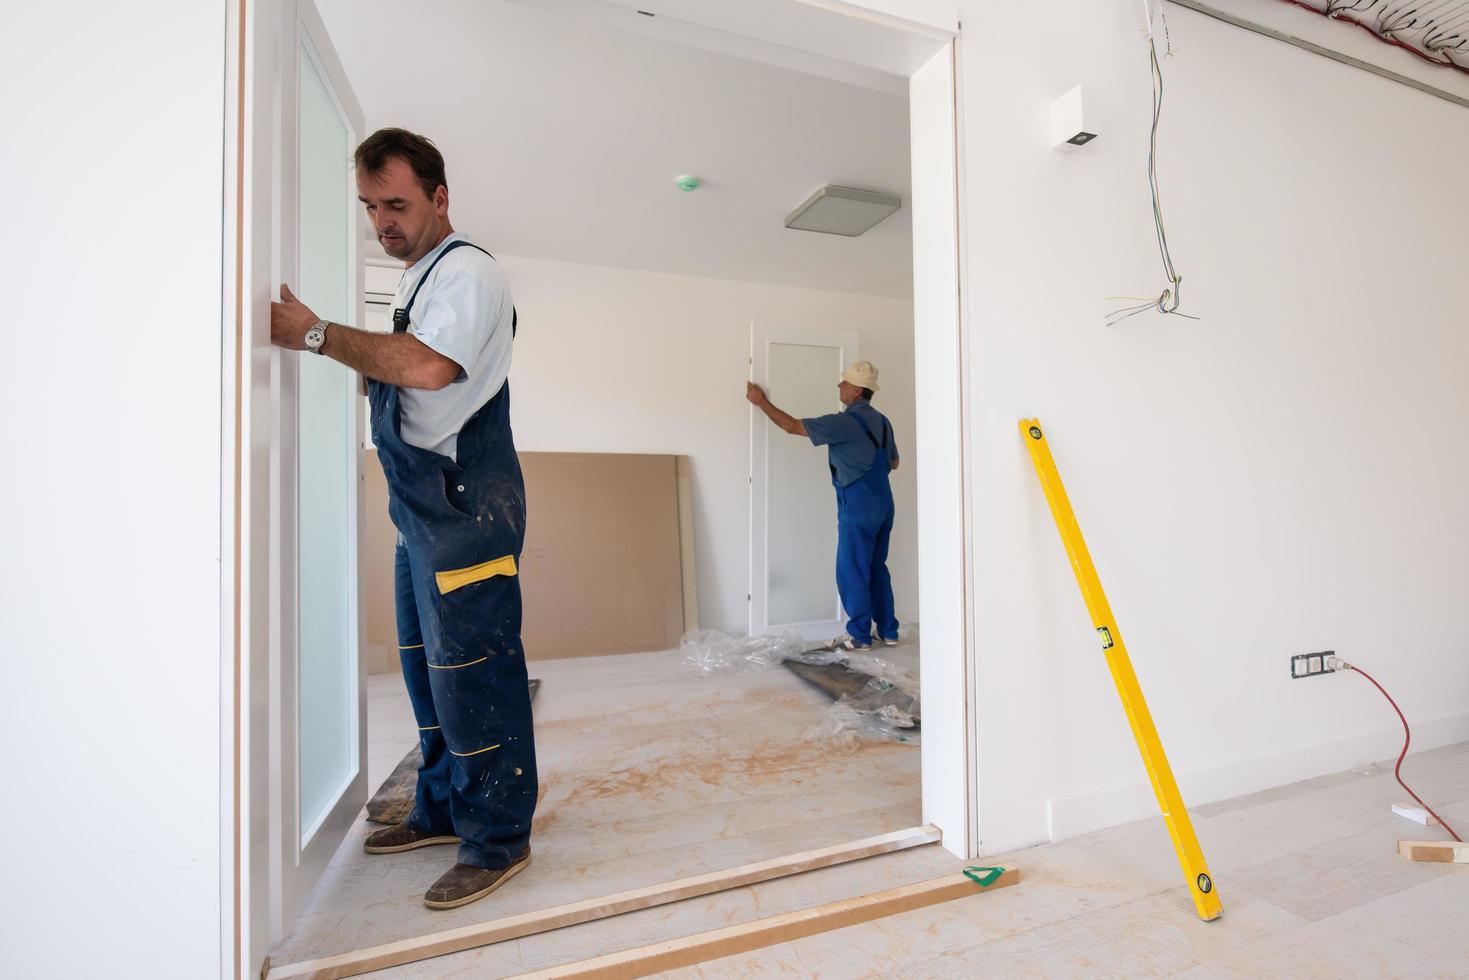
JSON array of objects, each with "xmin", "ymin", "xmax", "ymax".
[
  {"xmin": 1397, "ymin": 839, "xmax": 1469, "ymax": 863},
  {"xmin": 514, "ymin": 867, "xmax": 1021, "ymax": 979},
  {"xmin": 266, "ymin": 825, "xmax": 942, "ymax": 980}
]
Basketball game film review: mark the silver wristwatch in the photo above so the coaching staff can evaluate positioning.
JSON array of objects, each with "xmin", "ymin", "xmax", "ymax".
[{"xmin": 304, "ymin": 319, "xmax": 329, "ymax": 355}]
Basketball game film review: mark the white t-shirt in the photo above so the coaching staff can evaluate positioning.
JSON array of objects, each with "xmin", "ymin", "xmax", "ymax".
[{"xmin": 391, "ymin": 233, "xmax": 515, "ymax": 461}]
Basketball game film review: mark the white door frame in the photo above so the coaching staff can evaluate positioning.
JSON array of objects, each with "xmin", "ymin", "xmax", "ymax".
[
  {"xmin": 749, "ymin": 323, "xmax": 860, "ymax": 641},
  {"xmin": 224, "ymin": 0, "xmax": 370, "ymax": 973},
  {"xmin": 908, "ymin": 38, "xmax": 978, "ymax": 864},
  {"xmin": 223, "ymin": 3, "xmax": 974, "ymax": 976},
  {"xmin": 269, "ymin": 0, "xmax": 368, "ymax": 941}
]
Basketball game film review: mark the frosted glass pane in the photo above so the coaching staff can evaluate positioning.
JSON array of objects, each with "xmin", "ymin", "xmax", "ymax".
[
  {"xmin": 297, "ymin": 42, "xmax": 354, "ymax": 840},
  {"xmin": 767, "ymin": 343, "xmax": 841, "ymax": 626}
]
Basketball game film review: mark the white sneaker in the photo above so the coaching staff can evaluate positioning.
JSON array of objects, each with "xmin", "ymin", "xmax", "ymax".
[
  {"xmin": 880, "ymin": 637, "xmax": 899, "ymax": 647},
  {"xmin": 833, "ymin": 634, "xmax": 872, "ymax": 651}
]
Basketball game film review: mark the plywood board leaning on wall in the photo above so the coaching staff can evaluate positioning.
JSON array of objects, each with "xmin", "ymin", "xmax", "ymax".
[
  {"xmin": 362, "ymin": 450, "xmax": 696, "ymax": 671},
  {"xmin": 519, "ymin": 452, "xmax": 691, "ymax": 660}
]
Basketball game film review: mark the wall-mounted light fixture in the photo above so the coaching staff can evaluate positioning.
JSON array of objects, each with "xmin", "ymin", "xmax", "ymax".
[{"xmin": 1051, "ymin": 85, "xmax": 1097, "ymax": 151}]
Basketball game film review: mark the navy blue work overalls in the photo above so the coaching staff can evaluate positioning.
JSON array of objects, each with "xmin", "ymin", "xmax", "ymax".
[
  {"xmin": 369, "ymin": 240, "xmax": 537, "ymax": 871},
  {"xmin": 831, "ymin": 410, "xmax": 899, "ymax": 644}
]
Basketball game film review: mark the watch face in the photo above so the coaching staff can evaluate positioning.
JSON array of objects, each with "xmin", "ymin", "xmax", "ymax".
[{"xmin": 306, "ymin": 327, "xmax": 325, "ymax": 349}]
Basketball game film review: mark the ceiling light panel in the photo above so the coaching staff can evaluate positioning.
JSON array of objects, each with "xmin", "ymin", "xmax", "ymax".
[{"xmin": 785, "ymin": 185, "xmax": 901, "ymax": 237}]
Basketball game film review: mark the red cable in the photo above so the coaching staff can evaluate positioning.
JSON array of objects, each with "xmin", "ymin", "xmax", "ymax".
[
  {"xmin": 1276, "ymin": 0, "xmax": 1469, "ymax": 78},
  {"xmin": 1346, "ymin": 664, "xmax": 1462, "ymax": 842}
]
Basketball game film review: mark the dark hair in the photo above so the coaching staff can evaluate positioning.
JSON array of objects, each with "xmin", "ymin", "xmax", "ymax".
[
  {"xmin": 354, "ymin": 128, "xmax": 447, "ymax": 201},
  {"xmin": 859, "ymin": 387, "xmax": 875, "ymax": 400}
]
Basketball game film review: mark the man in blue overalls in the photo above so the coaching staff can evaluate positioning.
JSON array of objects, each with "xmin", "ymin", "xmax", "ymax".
[
  {"xmin": 746, "ymin": 360, "xmax": 900, "ymax": 650},
  {"xmin": 271, "ymin": 128, "xmax": 536, "ymax": 910}
]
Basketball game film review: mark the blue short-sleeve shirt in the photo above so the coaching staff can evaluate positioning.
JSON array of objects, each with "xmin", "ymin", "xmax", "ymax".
[{"xmin": 802, "ymin": 399, "xmax": 899, "ymax": 487}]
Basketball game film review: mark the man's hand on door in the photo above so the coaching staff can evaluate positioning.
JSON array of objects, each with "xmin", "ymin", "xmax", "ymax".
[{"xmin": 271, "ymin": 283, "xmax": 319, "ymax": 350}]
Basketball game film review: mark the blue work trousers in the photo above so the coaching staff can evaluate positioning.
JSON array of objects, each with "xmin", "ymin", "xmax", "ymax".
[
  {"xmin": 834, "ymin": 464, "xmax": 899, "ymax": 644},
  {"xmin": 372, "ymin": 379, "xmax": 538, "ymax": 871}
]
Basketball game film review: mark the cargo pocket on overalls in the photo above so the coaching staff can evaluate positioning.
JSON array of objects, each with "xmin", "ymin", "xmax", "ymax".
[
  {"xmin": 435, "ymin": 555, "xmax": 518, "ymax": 595},
  {"xmin": 429, "ymin": 552, "xmax": 522, "ymax": 665},
  {"xmin": 426, "ymin": 554, "xmax": 521, "ymax": 758}
]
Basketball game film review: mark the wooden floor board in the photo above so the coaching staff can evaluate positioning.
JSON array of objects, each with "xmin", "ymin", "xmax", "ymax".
[{"xmin": 511, "ymin": 869, "xmax": 1020, "ymax": 979}]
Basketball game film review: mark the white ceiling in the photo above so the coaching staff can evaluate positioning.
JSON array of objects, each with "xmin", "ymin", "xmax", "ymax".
[{"xmin": 316, "ymin": 0, "xmax": 914, "ymax": 298}]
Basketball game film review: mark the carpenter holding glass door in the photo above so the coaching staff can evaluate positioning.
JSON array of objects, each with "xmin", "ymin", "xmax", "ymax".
[
  {"xmin": 748, "ymin": 326, "xmax": 902, "ymax": 649},
  {"xmin": 271, "ymin": 125, "xmax": 537, "ymax": 914}
]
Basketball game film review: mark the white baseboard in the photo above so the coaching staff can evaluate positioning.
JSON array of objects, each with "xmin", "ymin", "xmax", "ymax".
[{"xmin": 1046, "ymin": 708, "xmax": 1469, "ymax": 842}]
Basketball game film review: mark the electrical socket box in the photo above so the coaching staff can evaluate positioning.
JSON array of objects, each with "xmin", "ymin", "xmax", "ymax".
[{"xmin": 1290, "ymin": 651, "xmax": 1337, "ymax": 679}]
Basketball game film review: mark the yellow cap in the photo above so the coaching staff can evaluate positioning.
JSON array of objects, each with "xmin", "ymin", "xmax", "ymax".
[{"xmin": 842, "ymin": 360, "xmax": 880, "ymax": 392}]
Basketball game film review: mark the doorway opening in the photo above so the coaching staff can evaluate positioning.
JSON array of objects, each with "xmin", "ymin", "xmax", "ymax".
[{"xmin": 227, "ymin": 1, "xmax": 972, "ymax": 975}]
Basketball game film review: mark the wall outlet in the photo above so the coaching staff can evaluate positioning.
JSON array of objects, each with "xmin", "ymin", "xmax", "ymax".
[{"xmin": 1290, "ymin": 651, "xmax": 1337, "ymax": 679}]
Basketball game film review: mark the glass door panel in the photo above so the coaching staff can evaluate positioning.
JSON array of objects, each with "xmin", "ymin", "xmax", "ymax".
[
  {"xmin": 295, "ymin": 36, "xmax": 356, "ymax": 845},
  {"xmin": 767, "ymin": 343, "xmax": 842, "ymax": 626}
]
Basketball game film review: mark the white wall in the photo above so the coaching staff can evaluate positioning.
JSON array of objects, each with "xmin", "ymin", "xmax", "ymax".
[
  {"xmin": 0, "ymin": 3, "xmax": 226, "ymax": 977},
  {"xmin": 958, "ymin": 0, "xmax": 1469, "ymax": 852},
  {"xmin": 486, "ymin": 254, "xmax": 918, "ymax": 635}
]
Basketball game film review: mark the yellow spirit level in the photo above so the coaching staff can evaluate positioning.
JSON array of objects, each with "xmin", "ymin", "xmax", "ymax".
[{"xmin": 1020, "ymin": 419, "xmax": 1222, "ymax": 921}]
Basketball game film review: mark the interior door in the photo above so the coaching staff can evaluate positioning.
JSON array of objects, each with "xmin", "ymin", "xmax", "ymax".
[
  {"xmin": 749, "ymin": 324, "xmax": 858, "ymax": 641},
  {"xmin": 270, "ymin": 0, "xmax": 367, "ymax": 940}
]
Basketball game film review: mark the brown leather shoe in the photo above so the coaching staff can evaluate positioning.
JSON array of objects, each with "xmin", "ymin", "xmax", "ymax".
[
  {"xmin": 423, "ymin": 849, "xmax": 531, "ymax": 910},
  {"xmin": 364, "ymin": 821, "xmax": 460, "ymax": 854}
]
